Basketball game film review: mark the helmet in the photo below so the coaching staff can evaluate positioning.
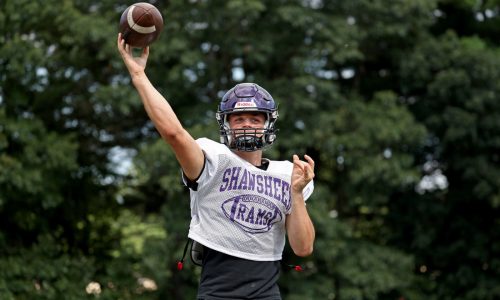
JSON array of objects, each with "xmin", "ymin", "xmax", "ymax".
[{"xmin": 216, "ymin": 83, "xmax": 279, "ymax": 151}]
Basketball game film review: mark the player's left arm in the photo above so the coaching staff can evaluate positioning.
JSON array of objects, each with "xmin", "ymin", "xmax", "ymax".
[{"xmin": 286, "ymin": 154, "xmax": 316, "ymax": 257}]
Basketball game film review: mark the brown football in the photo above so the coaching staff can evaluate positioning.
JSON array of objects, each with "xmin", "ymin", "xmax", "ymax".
[{"xmin": 119, "ymin": 2, "xmax": 163, "ymax": 48}]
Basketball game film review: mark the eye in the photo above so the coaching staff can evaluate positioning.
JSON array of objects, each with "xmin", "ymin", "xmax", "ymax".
[{"xmin": 230, "ymin": 116, "xmax": 243, "ymax": 124}]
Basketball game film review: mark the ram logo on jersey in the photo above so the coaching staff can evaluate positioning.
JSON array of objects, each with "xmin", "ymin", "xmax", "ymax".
[{"xmin": 221, "ymin": 194, "xmax": 282, "ymax": 233}]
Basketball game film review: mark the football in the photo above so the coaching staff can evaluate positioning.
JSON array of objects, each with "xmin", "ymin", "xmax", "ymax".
[{"xmin": 119, "ymin": 2, "xmax": 163, "ymax": 48}]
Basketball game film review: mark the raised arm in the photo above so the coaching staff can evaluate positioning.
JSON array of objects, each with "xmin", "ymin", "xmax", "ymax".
[{"xmin": 117, "ymin": 34, "xmax": 204, "ymax": 180}]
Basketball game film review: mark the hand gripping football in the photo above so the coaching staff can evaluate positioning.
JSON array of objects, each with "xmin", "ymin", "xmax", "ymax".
[{"xmin": 119, "ymin": 2, "xmax": 163, "ymax": 48}]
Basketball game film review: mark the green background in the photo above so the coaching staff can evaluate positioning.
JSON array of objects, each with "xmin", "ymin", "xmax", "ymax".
[{"xmin": 1, "ymin": 0, "xmax": 499, "ymax": 299}]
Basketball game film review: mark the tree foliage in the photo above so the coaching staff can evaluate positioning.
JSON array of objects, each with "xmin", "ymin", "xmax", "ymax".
[{"xmin": 0, "ymin": 0, "xmax": 499, "ymax": 299}]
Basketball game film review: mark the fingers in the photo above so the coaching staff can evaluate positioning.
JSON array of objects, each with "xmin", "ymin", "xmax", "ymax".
[
  {"xmin": 293, "ymin": 154, "xmax": 315, "ymax": 169},
  {"xmin": 293, "ymin": 155, "xmax": 305, "ymax": 173},
  {"xmin": 292, "ymin": 155, "xmax": 302, "ymax": 171},
  {"xmin": 117, "ymin": 33, "xmax": 124, "ymax": 51},
  {"xmin": 117, "ymin": 33, "xmax": 128, "ymax": 50},
  {"xmin": 117, "ymin": 33, "xmax": 129, "ymax": 58},
  {"xmin": 293, "ymin": 154, "xmax": 315, "ymax": 180},
  {"xmin": 141, "ymin": 46, "xmax": 150, "ymax": 60},
  {"xmin": 117, "ymin": 32, "xmax": 149, "ymax": 61},
  {"xmin": 117, "ymin": 33, "xmax": 132, "ymax": 55},
  {"xmin": 304, "ymin": 154, "xmax": 315, "ymax": 169}
]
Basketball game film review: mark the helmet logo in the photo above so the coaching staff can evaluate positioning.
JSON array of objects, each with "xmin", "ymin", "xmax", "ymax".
[{"xmin": 235, "ymin": 102, "xmax": 257, "ymax": 108}]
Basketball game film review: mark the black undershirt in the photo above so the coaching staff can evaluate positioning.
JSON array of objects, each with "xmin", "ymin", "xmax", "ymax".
[
  {"xmin": 195, "ymin": 159, "xmax": 281, "ymax": 300},
  {"xmin": 197, "ymin": 247, "xmax": 281, "ymax": 300}
]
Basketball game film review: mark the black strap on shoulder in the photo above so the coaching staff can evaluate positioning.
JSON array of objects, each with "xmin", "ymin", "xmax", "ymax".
[{"xmin": 183, "ymin": 151, "xmax": 207, "ymax": 191}]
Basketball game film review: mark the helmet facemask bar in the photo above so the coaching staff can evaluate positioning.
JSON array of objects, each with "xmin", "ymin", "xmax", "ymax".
[{"xmin": 217, "ymin": 111, "xmax": 278, "ymax": 152}]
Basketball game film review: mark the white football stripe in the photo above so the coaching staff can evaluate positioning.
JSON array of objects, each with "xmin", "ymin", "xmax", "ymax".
[{"xmin": 127, "ymin": 6, "xmax": 156, "ymax": 34}]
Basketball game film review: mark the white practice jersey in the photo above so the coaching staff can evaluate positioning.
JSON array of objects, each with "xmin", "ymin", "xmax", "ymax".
[{"xmin": 184, "ymin": 138, "xmax": 314, "ymax": 261}]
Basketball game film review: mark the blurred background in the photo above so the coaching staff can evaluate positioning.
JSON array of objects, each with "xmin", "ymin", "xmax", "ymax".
[{"xmin": 1, "ymin": 0, "xmax": 499, "ymax": 299}]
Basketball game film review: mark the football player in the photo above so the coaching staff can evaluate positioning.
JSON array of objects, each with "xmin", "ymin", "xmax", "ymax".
[{"xmin": 118, "ymin": 34, "xmax": 315, "ymax": 300}]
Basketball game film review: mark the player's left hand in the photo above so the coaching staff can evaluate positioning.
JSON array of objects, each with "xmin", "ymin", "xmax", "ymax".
[{"xmin": 291, "ymin": 154, "xmax": 315, "ymax": 194}]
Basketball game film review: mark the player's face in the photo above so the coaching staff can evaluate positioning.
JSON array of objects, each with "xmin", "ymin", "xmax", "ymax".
[{"xmin": 228, "ymin": 112, "xmax": 266, "ymax": 137}]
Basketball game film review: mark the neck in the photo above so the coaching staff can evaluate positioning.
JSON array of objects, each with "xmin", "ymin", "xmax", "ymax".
[{"xmin": 234, "ymin": 150, "xmax": 263, "ymax": 166}]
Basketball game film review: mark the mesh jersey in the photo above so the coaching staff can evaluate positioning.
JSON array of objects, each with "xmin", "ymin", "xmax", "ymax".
[{"xmin": 185, "ymin": 138, "xmax": 314, "ymax": 261}]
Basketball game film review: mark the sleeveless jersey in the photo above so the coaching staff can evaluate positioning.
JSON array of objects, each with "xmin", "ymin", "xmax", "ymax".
[{"xmin": 185, "ymin": 138, "xmax": 314, "ymax": 261}]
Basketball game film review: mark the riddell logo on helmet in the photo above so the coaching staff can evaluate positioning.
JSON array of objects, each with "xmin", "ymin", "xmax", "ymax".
[{"xmin": 235, "ymin": 102, "xmax": 257, "ymax": 108}]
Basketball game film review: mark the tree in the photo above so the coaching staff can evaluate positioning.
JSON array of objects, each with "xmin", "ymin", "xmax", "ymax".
[
  {"xmin": 396, "ymin": 30, "xmax": 500, "ymax": 300},
  {"xmin": 1, "ymin": 0, "xmax": 499, "ymax": 299}
]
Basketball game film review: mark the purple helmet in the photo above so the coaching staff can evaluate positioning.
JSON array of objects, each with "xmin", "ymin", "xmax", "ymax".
[{"xmin": 216, "ymin": 83, "xmax": 279, "ymax": 151}]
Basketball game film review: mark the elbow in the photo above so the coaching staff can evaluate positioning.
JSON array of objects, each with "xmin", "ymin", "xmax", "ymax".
[
  {"xmin": 159, "ymin": 127, "xmax": 184, "ymax": 143},
  {"xmin": 293, "ymin": 245, "xmax": 314, "ymax": 257}
]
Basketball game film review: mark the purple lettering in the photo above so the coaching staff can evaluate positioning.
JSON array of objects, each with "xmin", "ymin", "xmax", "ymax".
[
  {"xmin": 256, "ymin": 175, "xmax": 264, "ymax": 193},
  {"xmin": 238, "ymin": 169, "xmax": 248, "ymax": 190},
  {"xmin": 264, "ymin": 176, "xmax": 273, "ymax": 197},
  {"xmin": 236, "ymin": 204, "xmax": 247, "ymax": 220},
  {"xmin": 255, "ymin": 208, "xmax": 267, "ymax": 225},
  {"xmin": 228, "ymin": 167, "xmax": 241, "ymax": 190},
  {"xmin": 267, "ymin": 208, "xmax": 280, "ymax": 228},
  {"xmin": 229, "ymin": 196, "xmax": 240, "ymax": 220},
  {"xmin": 281, "ymin": 181, "xmax": 291, "ymax": 210},
  {"xmin": 220, "ymin": 168, "xmax": 293, "ymax": 214},
  {"xmin": 263, "ymin": 211, "xmax": 273, "ymax": 225},
  {"xmin": 220, "ymin": 168, "xmax": 231, "ymax": 192},
  {"xmin": 248, "ymin": 173, "xmax": 255, "ymax": 191},
  {"xmin": 273, "ymin": 178, "xmax": 281, "ymax": 202},
  {"xmin": 245, "ymin": 207, "xmax": 255, "ymax": 224}
]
